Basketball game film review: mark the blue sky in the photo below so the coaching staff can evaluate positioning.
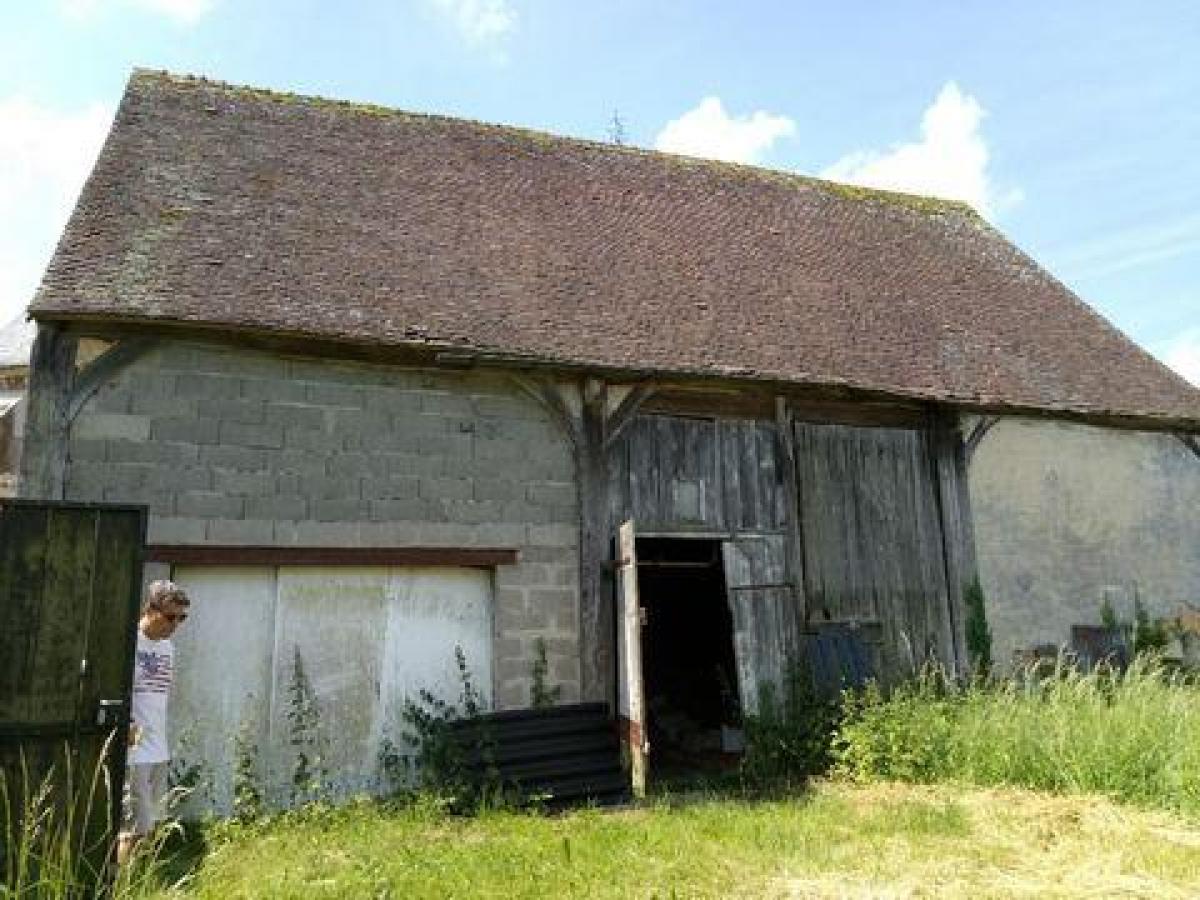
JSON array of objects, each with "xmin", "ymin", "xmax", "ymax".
[{"xmin": 2, "ymin": 0, "xmax": 1197, "ymax": 383}]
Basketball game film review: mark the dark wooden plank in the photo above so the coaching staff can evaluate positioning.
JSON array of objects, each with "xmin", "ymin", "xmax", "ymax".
[
  {"xmin": 18, "ymin": 323, "xmax": 77, "ymax": 500},
  {"xmin": 792, "ymin": 420, "xmax": 959, "ymax": 683},
  {"xmin": 0, "ymin": 504, "xmax": 50, "ymax": 723},
  {"xmin": 146, "ymin": 545, "xmax": 520, "ymax": 567},
  {"xmin": 26, "ymin": 507, "xmax": 94, "ymax": 726},
  {"xmin": 931, "ymin": 413, "xmax": 977, "ymax": 675}
]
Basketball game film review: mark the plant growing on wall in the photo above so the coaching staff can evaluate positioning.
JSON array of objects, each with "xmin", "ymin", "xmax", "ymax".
[
  {"xmin": 232, "ymin": 708, "xmax": 263, "ymax": 821},
  {"xmin": 740, "ymin": 663, "xmax": 843, "ymax": 786},
  {"xmin": 964, "ymin": 579, "xmax": 993, "ymax": 677},
  {"xmin": 401, "ymin": 644, "xmax": 505, "ymax": 808},
  {"xmin": 168, "ymin": 723, "xmax": 213, "ymax": 814},
  {"xmin": 530, "ymin": 637, "xmax": 562, "ymax": 709},
  {"xmin": 1132, "ymin": 596, "xmax": 1171, "ymax": 656},
  {"xmin": 287, "ymin": 646, "xmax": 328, "ymax": 805}
]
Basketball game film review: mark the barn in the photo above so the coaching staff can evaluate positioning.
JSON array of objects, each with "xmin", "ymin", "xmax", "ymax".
[{"xmin": 14, "ymin": 70, "xmax": 1200, "ymax": 808}]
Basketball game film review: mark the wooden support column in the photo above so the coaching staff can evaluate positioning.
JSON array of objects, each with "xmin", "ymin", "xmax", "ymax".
[
  {"xmin": 578, "ymin": 378, "xmax": 610, "ymax": 704},
  {"xmin": 929, "ymin": 410, "xmax": 979, "ymax": 676},
  {"xmin": 19, "ymin": 322, "xmax": 77, "ymax": 500},
  {"xmin": 510, "ymin": 374, "xmax": 655, "ymax": 705},
  {"xmin": 774, "ymin": 396, "xmax": 809, "ymax": 625}
]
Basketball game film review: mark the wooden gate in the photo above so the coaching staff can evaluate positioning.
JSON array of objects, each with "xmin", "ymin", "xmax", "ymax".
[{"xmin": 0, "ymin": 500, "xmax": 146, "ymax": 885}]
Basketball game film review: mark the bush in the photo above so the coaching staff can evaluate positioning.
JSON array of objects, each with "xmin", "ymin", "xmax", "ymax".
[
  {"xmin": 740, "ymin": 667, "xmax": 843, "ymax": 787},
  {"xmin": 833, "ymin": 656, "xmax": 1200, "ymax": 816}
]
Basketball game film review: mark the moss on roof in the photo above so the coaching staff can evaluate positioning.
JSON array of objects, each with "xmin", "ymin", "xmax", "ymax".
[{"xmin": 133, "ymin": 69, "xmax": 981, "ymax": 222}]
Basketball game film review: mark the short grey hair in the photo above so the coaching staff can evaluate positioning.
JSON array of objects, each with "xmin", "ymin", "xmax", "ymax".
[{"xmin": 143, "ymin": 579, "xmax": 190, "ymax": 613}]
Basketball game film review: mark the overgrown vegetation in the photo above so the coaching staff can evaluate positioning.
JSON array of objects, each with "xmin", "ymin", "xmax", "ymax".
[
  {"xmin": 400, "ymin": 645, "xmax": 506, "ymax": 809},
  {"xmin": 529, "ymin": 637, "xmax": 562, "ymax": 709},
  {"xmin": 738, "ymin": 668, "xmax": 842, "ymax": 787},
  {"xmin": 963, "ymin": 579, "xmax": 992, "ymax": 676},
  {"xmin": 1, "ymin": 740, "xmax": 178, "ymax": 899},
  {"xmin": 231, "ymin": 709, "xmax": 263, "ymax": 823},
  {"xmin": 834, "ymin": 656, "xmax": 1200, "ymax": 816},
  {"xmin": 286, "ymin": 648, "xmax": 328, "ymax": 806}
]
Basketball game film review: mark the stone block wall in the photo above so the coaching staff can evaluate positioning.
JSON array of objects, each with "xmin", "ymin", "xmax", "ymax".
[
  {"xmin": 969, "ymin": 417, "xmax": 1200, "ymax": 667},
  {"xmin": 65, "ymin": 340, "xmax": 581, "ymax": 708}
]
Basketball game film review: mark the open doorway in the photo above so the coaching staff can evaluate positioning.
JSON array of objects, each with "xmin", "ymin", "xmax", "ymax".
[{"xmin": 636, "ymin": 537, "xmax": 742, "ymax": 780}]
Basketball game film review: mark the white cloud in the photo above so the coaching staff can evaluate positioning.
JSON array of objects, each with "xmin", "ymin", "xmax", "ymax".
[
  {"xmin": 58, "ymin": 0, "xmax": 216, "ymax": 25},
  {"xmin": 430, "ymin": 0, "xmax": 516, "ymax": 46},
  {"xmin": 1048, "ymin": 213, "xmax": 1200, "ymax": 282},
  {"xmin": 821, "ymin": 82, "xmax": 1020, "ymax": 218},
  {"xmin": 0, "ymin": 97, "xmax": 114, "ymax": 326},
  {"xmin": 1156, "ymin": 328, "xmax": 1200, "ymax": 387},
  {"xmin": 654, "ymin": 97, "xmax": 796, "ymax": 165}
]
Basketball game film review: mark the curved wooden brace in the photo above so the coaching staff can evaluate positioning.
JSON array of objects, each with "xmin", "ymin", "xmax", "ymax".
[
  {"xmin": 67, "ymin": 338, "xmax": 159, "ymax": 424},
  {"xmin": 964, "ymin": 414, "xmax": 1000, "ymax": 466},
  {"xmin": 1176, "ymin": 433, "xmax": 1200, "ymax": 462}
]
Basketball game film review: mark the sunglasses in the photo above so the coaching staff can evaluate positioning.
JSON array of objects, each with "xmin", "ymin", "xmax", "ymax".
[{"xmin": 158, "ymin": 610, "xmax": 188, "ymax": 624}]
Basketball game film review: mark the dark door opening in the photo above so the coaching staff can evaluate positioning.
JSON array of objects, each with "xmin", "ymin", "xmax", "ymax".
[{"xmin": 636, "ymin": 537, "xmax": 741, "ymax": 779}]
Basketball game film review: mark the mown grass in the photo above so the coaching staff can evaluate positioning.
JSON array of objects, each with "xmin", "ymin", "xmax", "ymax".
[
  {"xmin": 140, "ymin": 782, "xmax": 1200, "ymax": 899},
  {"xmin": 834, "ymin": 657, "xmax": 1200, "ymax": 817}
]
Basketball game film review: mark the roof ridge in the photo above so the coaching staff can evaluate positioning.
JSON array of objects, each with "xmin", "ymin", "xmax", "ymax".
[{"xmin": 129, "ymin": 68, "xmax": 984, "ymax": 222}]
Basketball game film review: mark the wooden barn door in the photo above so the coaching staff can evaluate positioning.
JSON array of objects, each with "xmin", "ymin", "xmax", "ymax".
[
  {"xmin": 614, "ymin": 520, "xmax": 647, "ymax": 798},
  {"xmin": 0, "ymin": 500, "xmax": 146, "ymax": 885},
  {"xmin": 722, "ymin": 534, "xmax": 799, "ymax": 714}
]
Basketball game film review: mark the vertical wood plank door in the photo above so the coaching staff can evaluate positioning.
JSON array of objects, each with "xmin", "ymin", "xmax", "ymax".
[
  {"xmin": 0, "ymin": 500, "xmax": 146, "ymax": 888},
  {"xmin": 722, "ymin": 535, "xmax": 798, "ymax": 714},
  {"xmin": 615, "ymin": 520, "xmax": 647, "ymax": 798}
]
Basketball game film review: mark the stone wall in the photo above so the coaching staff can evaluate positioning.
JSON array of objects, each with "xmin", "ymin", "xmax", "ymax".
[
  {"xmin": 64, "ymin": 340, "xmax": 581, "ymax": 708},
  {"xmin": 969, "ymin": 417, "xmax": 1200, "ymax": 667}
]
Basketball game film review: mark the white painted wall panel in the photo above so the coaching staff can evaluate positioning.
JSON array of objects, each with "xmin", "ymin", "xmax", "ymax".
[
  {"xmin": 168, "ymin": 565, "xmax": 493, "ymax": 815},
  {"xmin": 170, "ymin": 566, "xmax": 276, "ymax": 815},
  {"xmin": 270, "ymin": 567, "xmax": 390, "ymax": 803}
]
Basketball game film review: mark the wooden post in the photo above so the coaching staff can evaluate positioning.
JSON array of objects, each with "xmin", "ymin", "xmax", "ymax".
[
  {"xmin": 18, "ymin": 323, "xmax": 77, "ymax": 501},
  {"xmin": 774, "ymin": 396, "xmax": 809, "ymax": 625},
  {"xmin": 578, "ymin": 378, "xmax": 611, "ymax": 704},
  {"xmin": 929, "ymin": 410, "xmax": 978, "ymax": 676}
]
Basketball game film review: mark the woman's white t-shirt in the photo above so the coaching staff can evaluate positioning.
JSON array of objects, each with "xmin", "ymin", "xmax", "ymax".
[{"xmin": 129, "ymin": 632, "xmax": 174, "ymax": 765}]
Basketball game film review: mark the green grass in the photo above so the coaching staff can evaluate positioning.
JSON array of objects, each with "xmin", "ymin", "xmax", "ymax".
[
  {"xmin": 139, "ymin": 782, "xmax": 1200, "ymax": 898},
  {"xmin": 834, "ymin": 657, "xmax": 1200, "ymax": 816}
]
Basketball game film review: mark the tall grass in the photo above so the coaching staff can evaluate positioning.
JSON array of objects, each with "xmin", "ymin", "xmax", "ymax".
[
  {"xmin": 834, "ymin": 656, "xmax": 1200, "ymax": 816},
  {"xmin": 1, "ymin": 741, "xmax": 174, "ymax": 899}
]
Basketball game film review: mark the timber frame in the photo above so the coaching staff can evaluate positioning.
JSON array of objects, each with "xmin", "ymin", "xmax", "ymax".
[
  {"xmin": 19, "ymin": 324, "xmax": 157, "ymax": 500},
  {"xmin": 513, "ymin": 370, "xmax": 981, "ymax": 700}
]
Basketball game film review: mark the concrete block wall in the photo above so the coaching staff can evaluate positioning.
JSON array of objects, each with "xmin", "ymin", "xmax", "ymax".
[
  {"xmin": 65, "ymin": 340, "xmax": 581, "ymax": 708},
  {"xmin": 969, "ymin": 417, "xmax": 1200, "ymax": 667}
]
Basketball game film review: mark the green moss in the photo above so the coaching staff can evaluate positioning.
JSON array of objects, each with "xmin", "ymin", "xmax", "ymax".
[{"xmin": 130, "ymin": 68, "xmax": 983, "ymax": 222}]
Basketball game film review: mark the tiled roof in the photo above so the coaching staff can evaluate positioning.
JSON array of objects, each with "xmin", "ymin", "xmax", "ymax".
[{"xmin": 30, "ymin": 70, "xmax": 1200, "ymax": 427}]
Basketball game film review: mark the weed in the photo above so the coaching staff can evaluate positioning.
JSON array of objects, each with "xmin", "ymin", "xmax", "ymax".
[
  {"xmin": 400, "ymin": 645, "xmax": 510, "ymax": 810},
  {"xmin": 529, "ymin": 637, "xmax": 562, "ymax": 709},
  {"xmin": 740, "ymin": 666, "xmax": 843, "ymax": 787},
  {"xmin": 231, "ymin": 709, "xmax": 263, "ymax": 823},
  {"xmin": 833, "ymin": 656, "xmax": 1200, "ymax": 816},
  {"xmin": 286, "ymin": 647, "xmax": 328, "ymax": 805},
  {"xmin": 963, "ymin": 579, "xmax": 992, "ymax": 676}
]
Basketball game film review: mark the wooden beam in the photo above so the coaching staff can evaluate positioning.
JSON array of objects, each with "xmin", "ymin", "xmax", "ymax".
[
  {"xmin": 577, "ymin": 379, "xmax": 612, "ymax": 704},
  {"xmin": 67, "ymin": 338, "xmax": 158, "ymax": 424},
  {"xmin": 964, "ymin": 415, "xmax": 1000, "ymax": 465},
  {"xmin": 1176, "ymin": 433, "xmax": 1200, "ymax": 462},
  {"xmin": 508, "ymin": 374, "xmax": 582, "ymax": 449},
  {"xmin": 147, "ymin": 545, "xmax": 519, "ymax": 567},
  {"xmin": 603, "ymin": 383, "xmax": 655, "ymax": 450},
  {"xmin": 928, "ymin": 411, "xmax": 978, "ymax": 676},
  {"xmin": 18, "ymin": 323, "xmax": 77, "ymax": 500},
  {"xmin": 775, "ymin": 396, "xmax": 809, "ymax": 625}
]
